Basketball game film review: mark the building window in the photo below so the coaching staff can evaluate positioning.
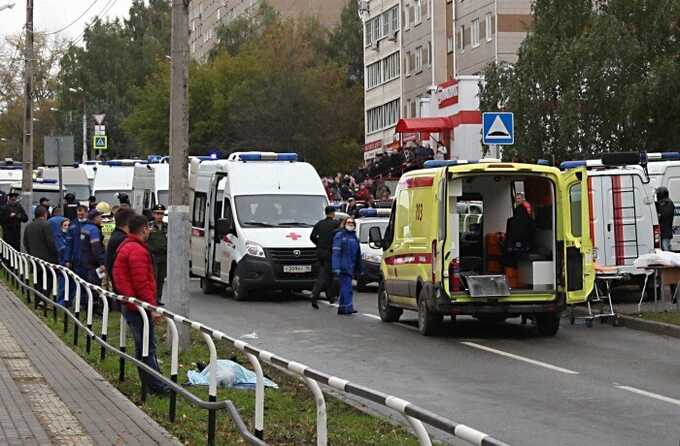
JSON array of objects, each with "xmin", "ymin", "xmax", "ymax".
[
  {"xmin": 415, "ymin": 46, "xmax": 422, "ymax": 72},
  {"xmin": 409, "ymin": 100, "xmax": 416, "ymax": 118},
  {"xmin": 365, "ymin": 22, "xmax": 372, "ymax": 46},
  {"xmin": 392, "ymin": 7, "xmax": 399, "ymax": 33},
  {"xmin": 403, "ymin": 6, "xmax": 409, "ymax": 30},
  {"xmin": 415, "ymin": 0, "xmax": 422, "ymax": 24},
  {"xmin": 457, "ymin": 25, "xmax": 464, "ymax": 50},
  {"xmin": 367, "ymin": 61, "xmax": 382, "ymax": 89},
  {"xmin": 405, "ymin": 51, "xmax": 411, "ymax": 75},
  {"xmin": 373, "ymin": 16, "xmax": 382, "ymax": 40},
  {"xmin": 426, "ymin": 41, "xmax": 432, "ymax": 66},
  {"xmin": 409, "ymin": 5, "xmax": 415, "ymax": 27},
  {"xmin": 383, "ymin": 10, "xmax": 391, "ymax": 36},
  {"xmin": 472, "ymin": 18, "xmax": 480, "ymax": 48},
  {"xmin": 422, "ymin": 0, "xmax": 429, "ymax": 18},
  {"xmin": 486, "ymin": 13, "xmax": 493, "ymax": 42},
  {"xmin": 367, "ymin": 99, "xmax": 400, "ymax": 134},
  {"xmin": 383, "ymin": 51, "xmax": 400, "ymax": 82}
]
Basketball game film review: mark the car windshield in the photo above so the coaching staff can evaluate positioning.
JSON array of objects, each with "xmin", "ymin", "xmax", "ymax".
[
  {"xmin": 234, "ymin": 195, "xmax": 327, "ymax": 228},
  {"xmin": 359, "ymin": 220, "xmax": 389, "ymax": 243}
]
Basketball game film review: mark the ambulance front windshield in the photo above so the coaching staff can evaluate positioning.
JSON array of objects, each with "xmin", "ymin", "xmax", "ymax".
[{"xmin": 235, "ymin": 195, "xmax": 327, "ymax": 228}]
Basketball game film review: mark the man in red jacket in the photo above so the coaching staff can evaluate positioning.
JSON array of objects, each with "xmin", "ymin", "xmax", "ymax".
[{"xmin": 112, "ymin": 214, "xmax": 168, "ymax": 394}]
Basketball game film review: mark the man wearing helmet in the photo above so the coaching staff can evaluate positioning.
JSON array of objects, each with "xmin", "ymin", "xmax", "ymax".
[
  {"xmin": 656, "ymin": 186, "xmax": 675, "ymax": 251},
  {"xmin": 96, "ymin": 201, "xmax": 115, "ymax": 246}
]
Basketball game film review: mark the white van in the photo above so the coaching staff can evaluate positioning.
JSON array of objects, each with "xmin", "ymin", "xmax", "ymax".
[
  {"xmin": 92, "ymin": 162, "xmax": 136, "ymax": 205},
  {"xmin": 150, "ymin": 162, "xmax": 169, "ymax": 206},
  {"xmin": 131, "ymin": 164, "xmax": 156, "ymax": 213},
  {"xmin": 644, "ymin": 152, "xmax": 680, "ymax": 251},
  {"xmin": 189, "ymin": 152, "xmax": 328, "ymax": 300},
  {"xmin": 42, "ymin": 166, "xmax": 91, "ymax": 202},
  {"xmin": 561, "ymin": 158, "xmax": 658, "ymax": 275}
]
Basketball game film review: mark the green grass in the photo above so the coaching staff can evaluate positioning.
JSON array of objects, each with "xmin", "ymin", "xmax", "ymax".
[
  {"xmin": 5, "ymin": 278, "xmax": 429, "ymax": 446},
  {"xmin": 638, "ymin": 311, "xmax": 680, "ymax": 326}
]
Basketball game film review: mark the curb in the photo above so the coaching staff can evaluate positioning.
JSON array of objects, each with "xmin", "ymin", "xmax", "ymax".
[
  {"xmin": 617, "ymin": 314, "xmax": 680, "ymax": 339},
  {"xmin": 571, "ymin": 306, "xmax": 680, "ymax": 339}
]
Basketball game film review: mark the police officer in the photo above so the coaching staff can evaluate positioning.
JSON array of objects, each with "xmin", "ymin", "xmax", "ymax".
[
  {"xmin": 0, "ymin": 192, "xmax": 28, "ymax": 251},
  {"xmin": 147, "ymin": 204, "xmax": 167, "ymax": 305},
  {"xmin": 310, "ymin": 206, "xmax": 340, "ymax": 309},
  {"xmin": 63, "ymin": 193, "xmax": 78, "ymax": 221},
  {"xmin": 80, "ymin": 209, "xmax": 106, "ymax": 285}
]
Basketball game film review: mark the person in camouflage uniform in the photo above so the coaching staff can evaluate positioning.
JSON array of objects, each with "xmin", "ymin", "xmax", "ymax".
[{"xmin": 147, "ymin": 204, "xmax": 167, "ymax": 305}]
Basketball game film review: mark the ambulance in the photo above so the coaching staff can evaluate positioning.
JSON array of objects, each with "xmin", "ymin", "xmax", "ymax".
[
  {"xmin": 41, "ymin": 166, "xmax": 91, "ymax": 202},
  {"xmin": 369, "ymin": 159, "xmax": 595, "ymax": 336},
  {"xmin": 643, "ymin": 152, "xmax": 680, "ymax": 251},
  {"xmin": 561, "ymin": 153, "xmax": 658, "ymax": 276},
  {"xmin": 131, "ymin": 164, "xmax": 155, "ymax": 213},
  {"xmin": 189, "ymin": 152, "xmax": 328, "ymax": 300},
  {"xmin": 92, "ymin": 161, "xmax": 141, "ymax": 205}
]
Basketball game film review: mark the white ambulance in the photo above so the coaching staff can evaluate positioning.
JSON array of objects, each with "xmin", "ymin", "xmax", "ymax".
[
  {"xmin": 189, "ymin": 152, "xmax": 328, "ymax": 300},
  {"xmin": 644, "ymin": 152, "xmax": 680, "ymax": 251},
  {"xmin": 561, "ymin": 154, "xmax": 658, "ymax": 275}
]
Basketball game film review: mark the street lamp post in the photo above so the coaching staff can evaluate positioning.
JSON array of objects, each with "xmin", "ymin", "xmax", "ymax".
[{"xmin": 21, "ymin": 0, "xmax": 34, "ymax": 223}]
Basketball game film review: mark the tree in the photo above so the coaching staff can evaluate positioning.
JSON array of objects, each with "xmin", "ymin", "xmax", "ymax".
[
  {"xmin": 327, "ymin": 0, "xmax": 364, "ymax": 86},
  {"xmin": 479, "ymin": 0, "xmax": 680, "ymax": 163}
]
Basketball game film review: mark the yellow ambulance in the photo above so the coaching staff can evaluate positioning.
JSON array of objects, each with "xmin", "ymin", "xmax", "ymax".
[{"xmin": 368, "ymin": 159, "xmax": 595, "ymax": 336}]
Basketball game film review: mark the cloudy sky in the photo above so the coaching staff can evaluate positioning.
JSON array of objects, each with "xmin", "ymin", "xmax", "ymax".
[{"xmin": 0, "ymin": 0, "xmax": 134, "ymax": 42}]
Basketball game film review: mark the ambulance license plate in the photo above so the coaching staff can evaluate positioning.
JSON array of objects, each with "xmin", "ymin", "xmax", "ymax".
[{"xmin": 283, "ymin": 265, "xmax": 312, "ymax": 273}]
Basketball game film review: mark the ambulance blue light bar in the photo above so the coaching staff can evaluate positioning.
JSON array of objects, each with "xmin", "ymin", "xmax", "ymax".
[
  {"xmin": 358, "ymin": 208, "xmax": 391, "ymax": 218},
  {"xmin": 423, "ymin": 159, "xmax": 479, "ymax": 168},
  {"xmin": 196, "ymin": 154, "xmax": 220, "ymax": 161},
  {"xmin": 560, "ymin": 160, "xmax": 587, "ymax": 170},
  {"xmin": 34, "ymin": 178, "xmax": 57, "ymax": 184},
  {"xmin": 647, "ymin": 152, "xmax": 680, "ymax": 161},
  {"xmin": 238, "ymin": 152, "xmax": 298, "ymax": 162}
]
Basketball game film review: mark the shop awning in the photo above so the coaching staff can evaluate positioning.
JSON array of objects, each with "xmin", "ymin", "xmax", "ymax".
[{"xmin": 395, "ymin": 117, "xmax": 452, "ymax": 133}]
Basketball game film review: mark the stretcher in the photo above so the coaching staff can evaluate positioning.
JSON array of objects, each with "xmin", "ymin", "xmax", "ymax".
[{"xmin": 569, "ymin": 265, "xmax": 622, "ymax": 327}]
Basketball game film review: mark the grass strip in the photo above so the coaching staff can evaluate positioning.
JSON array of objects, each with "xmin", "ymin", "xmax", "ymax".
[
  {"xmin": 6, "ymin": 279, "xmax": 430, "ymax": 446},
  {"xmin": 638, "ymin": 311, "xmax": 680, "ymax": 326}
]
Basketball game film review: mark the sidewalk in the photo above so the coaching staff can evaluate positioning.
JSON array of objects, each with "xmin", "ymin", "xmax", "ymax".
[{"xmin": 0, "ymin": 283, "xmax": 181, "ymax": 446}]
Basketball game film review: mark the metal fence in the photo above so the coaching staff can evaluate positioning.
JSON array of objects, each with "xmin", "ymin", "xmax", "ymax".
[{"xmin": 0, "ymin": 240, "xmax": 510, "ymax": 446}]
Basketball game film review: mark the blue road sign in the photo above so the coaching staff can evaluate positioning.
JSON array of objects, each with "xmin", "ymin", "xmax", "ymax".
[{"xmin": 482, "ymin": 112, "xmax": 514, "ymax": 145}]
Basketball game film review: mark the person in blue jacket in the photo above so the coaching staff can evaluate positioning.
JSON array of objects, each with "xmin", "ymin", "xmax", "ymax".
[
  {"xmin": 80, "ymin": 209, "xmax": 106, "ymax": 286},
  {"xmin": 48, "ymin": 215, "xmax": 72, "ymax": 305},
  {"xmin": 69, "ymin": 205, "xmax": 88, "ymax": 278},
  {"xmin": 332, "ymin": 217, "xmax": 363, "ymax": 315}
]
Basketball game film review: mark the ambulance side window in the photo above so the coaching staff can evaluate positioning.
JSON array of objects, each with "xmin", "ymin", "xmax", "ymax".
[
  {"xmin": 192, "ymin": 192, "xmax": 206, "ymax": 227},
  {"xmin": 396, "ymin": 190, "xmax": 411, "ymax": 239},
  {"xmin": 569, "ymin": 184, "xmax": 582, "ymax": 237}
]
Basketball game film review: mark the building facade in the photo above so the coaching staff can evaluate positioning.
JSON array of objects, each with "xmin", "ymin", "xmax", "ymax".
[
  {"xmin": 189, "ymin": 0, "xmax": 348, "ymax": 62},
  {"xmin": 361, "ymin": 0, "xmax": 531, "ymax": 161},
  {"xmin": 361, "ymin": 0, "xmax": 403, "ymax": 161}
]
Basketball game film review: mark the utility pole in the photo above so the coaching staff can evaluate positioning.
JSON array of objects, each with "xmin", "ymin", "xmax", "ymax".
[
  {"xmin": 168, "ymin": 0, "xmax": 191, "ymax": 350},
  {"xmin": 82, "ymin": 107, "xmax": 88, "ymax": 162},
  {"xmin": 21, "ymin": 0, "xmax": 33, "ymax": 220}
]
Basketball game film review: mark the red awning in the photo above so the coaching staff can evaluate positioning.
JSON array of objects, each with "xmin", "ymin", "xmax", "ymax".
[{"xmin": 395, "ymin": 117, "xmax": 452, "ymax": 133}]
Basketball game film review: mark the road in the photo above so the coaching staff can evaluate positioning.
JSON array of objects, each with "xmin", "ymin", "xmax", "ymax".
[{"xmin": 187, "ymin": 282, "xmax": 680, "ymax": 446}]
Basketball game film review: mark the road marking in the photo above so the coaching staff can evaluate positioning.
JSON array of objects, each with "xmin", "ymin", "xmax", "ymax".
[
  {"xmin": 362, "ymin": 313, "xmax": 381, "ymax": 320},
  {"xmin": 615, "ymin": 385, "xmax": 680, "ymax": 407},
  {"xmin": 460, "ymin": 341, "xmax": 580, "ymax": 375}
]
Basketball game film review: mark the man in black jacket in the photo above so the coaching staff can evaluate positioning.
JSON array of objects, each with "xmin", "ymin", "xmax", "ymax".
[
  {"xmin": 0, "ymin": 192, "xmax": 28, "ymax": 251},
  {"xmin": 105, "ymin": 207, "xmax": 135, "ymax": 292},
  {"xmin": 310, "ymin": 206, "xmax": 340, "ymax": 309},
  {"xmin": 24, "ymin": 206, "xmax": 58, "ymax": 303},
  {"xmin": 656, "ymin": 186, "xmax": 675, "ymax": 252}
]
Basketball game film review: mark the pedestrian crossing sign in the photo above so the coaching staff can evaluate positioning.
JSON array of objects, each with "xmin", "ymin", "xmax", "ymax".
[
  {"xmin": 482, "ymin": 112, "xmax": 514, "ymax": 145},
  {"xmin": 93, "ymin": 135, "xmax": 107, "ymax": 150}
]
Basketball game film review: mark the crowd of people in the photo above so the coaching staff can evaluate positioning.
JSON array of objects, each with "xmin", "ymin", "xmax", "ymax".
[
  {"xmin": 322, "ymin": 143, "xmax": 439, "ymax": 213},
  {"xmin": 1, "ymin": 193, "xmax": 170, "ymax": 395}
]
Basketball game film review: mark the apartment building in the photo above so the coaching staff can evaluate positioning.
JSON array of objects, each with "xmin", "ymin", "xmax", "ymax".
[
  {"xmin": 361, "ymin": 0, "xmax": 403, "ymax": 160},
  {"xmin": 362, "ymin": 0, "xmax": 531, "ymax": 160},
  {"xmin": 189, "ymin": 0, "xmax": 347, "ymax": 62},
  {"xmin": 453, "ymin": 0, "xmax": 532, "ymax": 75}
]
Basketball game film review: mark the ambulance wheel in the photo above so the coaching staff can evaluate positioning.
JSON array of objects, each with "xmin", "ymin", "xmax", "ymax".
[
  {"xmin": 378, "ymin": 282, "xmax": 401, "ymax": 323},
  {"xmin": 201, "ymin": 278, "xmax": 218, "ymax": 295},
  {"xmin": 231, "ymin": 271, "xmax": 248, "ymax": 301},
  {"xmin": 536, "ymin": 312, "xmax": 560, "ymax": 336},
  {"xmin": 417, "ymin": 290, "xmax": 442, "ymax": 336}
]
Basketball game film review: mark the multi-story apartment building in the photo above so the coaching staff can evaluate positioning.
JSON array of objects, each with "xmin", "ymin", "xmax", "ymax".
[
  {"xmin": 362, "ymin": 0, "xmax": 531, "ymax": 160},
  {"xmin": 361, "ymin": 0, "xmax": 402, "ymax": 160},
  {"xmin": 453, "ymin": 0, "xmax": 532, "ymax": 75},
  {"xmin": 189, "ymin": 0, "xmax": 347, "ymax": 62}
]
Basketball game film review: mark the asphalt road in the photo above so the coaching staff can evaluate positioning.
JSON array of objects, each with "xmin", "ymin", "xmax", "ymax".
[{"xmin": 187, "ymin": 282, "xmax": 680, "ymax": 446}]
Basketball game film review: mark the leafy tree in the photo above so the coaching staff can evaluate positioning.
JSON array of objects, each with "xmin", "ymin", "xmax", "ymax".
[
  {"xmin": 327, "ymin": 0, "xmax": 364, "ymax": 86},
  {"xmin": 479, "ymin": 0, "xmax": 680, "ymax": 163}
]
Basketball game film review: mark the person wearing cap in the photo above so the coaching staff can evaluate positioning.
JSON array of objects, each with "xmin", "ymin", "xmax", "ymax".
[
  {"xmin": 63, "ymin": 193, "xmax": 78, "ymax": 221},
  {"xmin": 332, "ymin": 217, "xmax": 363, "ymax": 315},
  {"xmin": 38, "ymin": 197, "xmax": 52, "ymax": 216},
  {"xmin": 79, "ymin": 208, "xmax": 106, "ymax": 285},
  {"xmin": 309, "ymin": 205, "xmax": 340, "ymax": 309},
  {"xmin": 147, "ymin": 204, "xmax": 167, "ymax": 305},
  {"xmin": 656, "ymin": 186, "xmax": 675, "ymax": 252},
  {"xmin": 0, "ymin": 192, "xmax": 28, "ymax": 252},
  {"xmin": 117, "ymin": 192, "xmax": 131, "ymax": 207},
  {"xmin": 88, "ymin": 195, "xmax": 97, "ymax": 211}
]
